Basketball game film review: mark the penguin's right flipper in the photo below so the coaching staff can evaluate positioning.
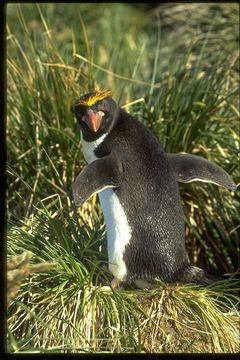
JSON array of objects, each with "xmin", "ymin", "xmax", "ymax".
[
  {"xmin": 167, "ymin": 153, "xmax": 237, "ymax": 190},
  {"xmin": 73, "ymin": 151, "xmax": 123, "ymax": 208}
]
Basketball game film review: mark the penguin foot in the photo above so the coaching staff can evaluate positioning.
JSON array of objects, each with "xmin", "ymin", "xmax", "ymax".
[
  {"xmin": 111, "ymin": 277, "xmax": 121, "ymax": 289},
  {"xmin": 134, "ymin": 280, "xmax": 157, "ymax": 289},
  {"xmin": 92, "ymin": 278, "xmax": 121, "ymax": 292}
]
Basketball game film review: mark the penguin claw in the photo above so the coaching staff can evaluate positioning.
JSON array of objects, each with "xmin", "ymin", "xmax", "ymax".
[
  {"xmin": 91, "ymin": 280, "xmax": 120, "ymax": 293},
  {"xmin": 88, "ymin": 279, "xmax": 121, "ymax": 292},
  {"xmin": 111, "ymin": 277, "xmax": 121, "ymax": 289}
]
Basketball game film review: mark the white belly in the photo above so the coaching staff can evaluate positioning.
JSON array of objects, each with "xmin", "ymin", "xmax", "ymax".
[
  {"xmin": 81, "ymin": 132, "xmax": 131, "ymax": 281},
  {"xmin": 99, "ymin": 188, "xmax": 131, "ymax": 281}
]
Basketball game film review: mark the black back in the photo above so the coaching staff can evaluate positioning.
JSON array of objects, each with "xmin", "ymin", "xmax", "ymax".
[{"xmin": 95, "ymin": 109, "xmax": 190, "ymax": 283}]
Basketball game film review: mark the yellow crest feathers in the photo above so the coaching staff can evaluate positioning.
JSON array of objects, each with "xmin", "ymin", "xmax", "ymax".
[{"xmin": 77, "ymin": 89, "xmax": 112, "ymax": 106}]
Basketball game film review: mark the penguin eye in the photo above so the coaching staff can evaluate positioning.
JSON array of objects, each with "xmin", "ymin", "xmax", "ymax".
[{"xmin": 97, "ymin": 111, "xmax": 105, "ymax": 118}]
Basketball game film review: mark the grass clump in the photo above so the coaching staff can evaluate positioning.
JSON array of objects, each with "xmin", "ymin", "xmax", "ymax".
[
  {"xmin": 6, "ymin": 206, "xmax": 240, "ymax": 352},
  {"xmin": 6, "ymin": 3, "xmax": 239, "ymax": 353}
]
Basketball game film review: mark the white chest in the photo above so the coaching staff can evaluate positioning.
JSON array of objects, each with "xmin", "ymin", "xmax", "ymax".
[
  {"xmin": 81, "ymin": 132, "xmax": 131, "ymax": 281},
  {"xmin": 81, "ymin": 133, "xmax": 107, "ymax": 163}
]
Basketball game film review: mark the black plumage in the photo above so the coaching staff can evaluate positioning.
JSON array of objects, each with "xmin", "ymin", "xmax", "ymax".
[{"xmin": 73, "ymin": 91, "xmax": 236, "ymax": 287}]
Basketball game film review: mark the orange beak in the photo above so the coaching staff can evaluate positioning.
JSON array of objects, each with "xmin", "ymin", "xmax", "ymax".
[{"xmin": 83, "ymin": 109, "xmax": 103, "ymax": 132}]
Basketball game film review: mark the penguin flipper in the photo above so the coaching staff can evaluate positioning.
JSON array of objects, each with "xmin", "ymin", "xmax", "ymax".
[
  {"xmin": 73, "ymin": 152, "xmax": 123, "ymax": 208},
  {"xmin": 167, "ymin": 153, "xmax": 237, "ymax": 190}
]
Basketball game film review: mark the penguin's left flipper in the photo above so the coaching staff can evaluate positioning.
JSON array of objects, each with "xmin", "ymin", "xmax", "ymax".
[
  {"xmin": 167, "ymin": 153, "xmax": 237, "ymax": 190},
  {"xmin": 73, "ymin": 151, "xmax": 123, "ymax": 208}
]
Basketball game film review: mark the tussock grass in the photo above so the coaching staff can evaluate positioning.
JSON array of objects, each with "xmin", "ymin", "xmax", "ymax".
[
  {"xmin": 6, "ymin": 3, "xmax": 239, "ymax": 353},
  {"xmin": 6, "ymin": 213, "xmax": 240, "ymax": 353}
]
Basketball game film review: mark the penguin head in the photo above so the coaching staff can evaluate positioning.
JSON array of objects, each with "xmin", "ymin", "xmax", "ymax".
[{"xmin": 72, "ymin": 89, "xmax": 119, "ymax": 141}]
